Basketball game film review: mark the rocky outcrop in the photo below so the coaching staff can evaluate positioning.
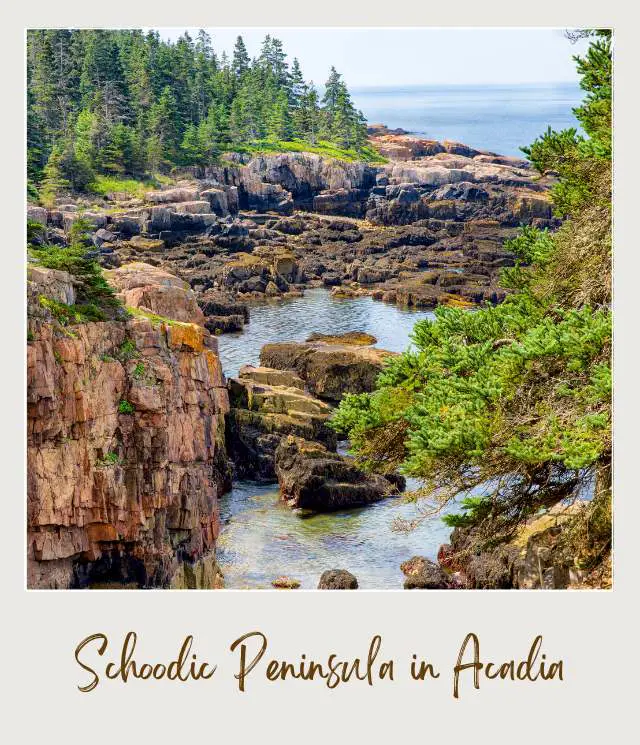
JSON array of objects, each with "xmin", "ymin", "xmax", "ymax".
[
  {"xmin": 260, "ymin": 338, "xmax": 395, "ymax": 402},
  {"xmin": 27, "ymin": 264, "xmax": 231, "ymax": 589},
  {"xmin": 225, "ymin": 366, "xmax": 337, "ymax": 481},
  {"xmin": 275, "ymin": 435, "xmax": 404, "ymax": 512},
  {"xmin": 436, "ymin": 503, "xmax": 591, "ymax": 589},
  {"xmin": 27, "ymin": 135, "xmax": 560, "ymax": 315}
]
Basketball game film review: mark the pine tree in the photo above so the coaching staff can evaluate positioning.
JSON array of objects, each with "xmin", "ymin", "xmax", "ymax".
[
  {"xmin": 39, "ymin": 144, "xmax": 71, "ymax": 206},
  {"xmin": 232, "ymin": 36, "xmax": 250, "ymax": 80}
]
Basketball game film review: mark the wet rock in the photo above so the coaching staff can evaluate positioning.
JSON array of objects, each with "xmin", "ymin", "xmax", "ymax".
[
  {"xmin": 318, "ymin": 569, "xmax": 358, "ymax": 589},
  {"xmin": 401, "ymin": 556, "xmax": 450, "ymax": 589},
  {"xmin": 275, "ymin": 435, "xmax": 402, "ymax": 511},
  {"xmin": 306, "ymin": 331, "xmax": 377, "ymax": 346}
]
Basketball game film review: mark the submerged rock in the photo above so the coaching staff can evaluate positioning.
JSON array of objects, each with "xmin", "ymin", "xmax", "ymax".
[
  {"xmin": 275, "ymin": 435, "xmax": 403, "ymax": 512},
  {"xmin": 318, "ymin": 569, "xmax": 359, "ymax": 589}
]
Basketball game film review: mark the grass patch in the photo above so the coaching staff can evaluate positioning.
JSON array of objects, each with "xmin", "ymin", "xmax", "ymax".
[
  {"xmin": 126, "ymin": 305, "xmax": 189, "ymax": 328},
  {"xmin": 88, "ymin": 174, "xmax": 172, "ymax": 199},
  {"xmin": 230, "ymin": 139, "xmax": 387, "ymax": 164}
]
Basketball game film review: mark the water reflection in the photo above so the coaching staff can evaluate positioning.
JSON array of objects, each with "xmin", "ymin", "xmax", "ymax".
[{"xmin": 217, "ymin": 288, "xmax": 436, "ymax": 378}]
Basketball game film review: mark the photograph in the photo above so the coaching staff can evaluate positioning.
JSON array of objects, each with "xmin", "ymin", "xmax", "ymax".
[{"xmin": 25, "ymin": 26, "xmax": 612, "ymax": 590}]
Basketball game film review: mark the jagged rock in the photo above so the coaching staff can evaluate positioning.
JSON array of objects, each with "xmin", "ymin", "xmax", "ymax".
[
  {"xmin": 27, "ymin": 266, "xmax": 76, "ymax": 306},
  {"xmin": 225, "ymin": 371, "xmax": 336, "ymax": 481},
  {"xmin": 260, "ymin": 338, "xmax": 395, "ymax": 401},
  {"xmin": 318, "ymin": 569, "xmax": 358, "ymax": 589},
  {"xmin": 145, "ymin": 187, "xmax": 200, "ymax": 204},
  {"xmin": 27, "ymin": 265, "xmax": 231, "ymax": 589},
  {"xmin": 27, "ymin": 205, "xmax": 48, "ymax": 225},
  {"xmin": 275, "ymin": 435, "xmax": 403, "ymax": 511}
]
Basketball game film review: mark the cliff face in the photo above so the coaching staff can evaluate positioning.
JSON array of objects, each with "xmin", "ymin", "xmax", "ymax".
[{"xmin": 27, "ymin": 264, "xmax": 231, "ymax": 589}]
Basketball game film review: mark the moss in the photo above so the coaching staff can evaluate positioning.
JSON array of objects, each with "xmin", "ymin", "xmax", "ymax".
[
  {"xmin": 116, "ymin": 338, "xmax": 139, "ymax": 362},
  {"xmin": 96, "ymin": 451, "xmax": 121, "ymax": 467}
]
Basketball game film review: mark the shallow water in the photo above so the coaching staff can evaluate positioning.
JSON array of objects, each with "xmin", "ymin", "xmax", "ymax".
[
  {"xmin": 216, "ymin": 289, "xmax": 454, "ymax": 589},
  {"xmin": 217, "ymin": 288, "xmax": 436, "ymax": 379}
]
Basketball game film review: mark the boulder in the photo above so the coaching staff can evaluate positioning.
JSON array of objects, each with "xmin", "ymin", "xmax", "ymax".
[
  {"xmin": 225, "ymin": 372, "xmax": 337, "ymax": 482},
  {"xmin": 27, "ymin": 205, "xmax": 48, "ymax": 225},
  {"xmin": 200, "ymin": 188, "xmax": 229, "ymax": 216},
  {"xmin": 173, "ymin": 200, "xmax": 211, "ymax": 215},
  {"xmin": 272, "ymin": 576, "xmax": 300, "ymax": 589},
  {"xmin": 318, "ymin": 569, "xmax": 358, "ymax": 589},
  {"xmin": 306, "ymin": 331, "xmax": 377, "ymax": 346},
  {"xmin": 238, "ymin": 365, "xmax": 305, "ymax": 390},
  {"xmin": 128, "ymin": 235, "xmax": 165, "ymax": 252},
  {"xmin": 275, "ymin": 435, "xmax": 403, "ymax": 511},
  {"xmin": 401, "ymin": 556, "xmax": 450, "ymax": 589},
  {"xmin": 107, "ymin": 262, "xmax": 205, "ymax": 325}
]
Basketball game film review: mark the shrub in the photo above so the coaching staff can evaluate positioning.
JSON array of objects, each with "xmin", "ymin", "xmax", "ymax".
[{"xmin": 118, "ymin": 400, "xmax": 135, "ymax": 415}]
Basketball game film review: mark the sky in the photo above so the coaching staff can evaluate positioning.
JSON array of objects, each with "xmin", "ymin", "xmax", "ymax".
[{"xmin": 158, "ymin": 28, "xmax": 590, "ymax": 88}]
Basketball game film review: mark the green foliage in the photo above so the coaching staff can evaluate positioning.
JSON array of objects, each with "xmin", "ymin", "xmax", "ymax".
[
  {"xmin": 96, "ymin": 451, "xmax": 121, "ymax": 467},
  {"xmin": 332, "ymin": 32, "xmax": 612, "ymax": 551},
  {"xmin": 132, "ymin": 362, "xmax": 146, "ymax": 379},
  {"xmin": 27, "ymin": 29, "xmax": 373, "ymax": 191},
  {"xmin": 117, "ymin": 338, "xmax": 139, "ymax": 362},
  {"xmin": 28, "ymin": 218, "xmax": 119, "ymax": 313},
  {"xmin": 89, "ymin": 174, "xmax": 161, "ymax": 199},
  {"xmin": 39, "ymin": 296, "xmax": 107, "ymax": 324},
  {"xmin": 118, "ymin": 400, "xmax": 135, "ymax": 415}
]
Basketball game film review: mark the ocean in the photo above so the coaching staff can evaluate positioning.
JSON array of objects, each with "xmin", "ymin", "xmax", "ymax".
[{"xmin": 351, "ymin": 82, "xmax": 583, "ymax": 158}]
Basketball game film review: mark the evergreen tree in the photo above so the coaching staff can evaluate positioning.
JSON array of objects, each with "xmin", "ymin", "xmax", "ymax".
[
  {"xmin": 231, "ymin": 36, "xmax": 250, "ymax": 79},
  {"xmin": 26, "ymin": 29, "xmax": 375, "ymax": 191}
]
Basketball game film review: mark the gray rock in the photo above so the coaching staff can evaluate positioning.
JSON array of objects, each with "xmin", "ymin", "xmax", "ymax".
[{"xmin": 318, "ymin": 569, "xmax": 358, "ymax": 589}]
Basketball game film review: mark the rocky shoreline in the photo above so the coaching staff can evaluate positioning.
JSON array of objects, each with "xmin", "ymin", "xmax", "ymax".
[
  {"xmin": 28, "ymin": 129, "xmax": 559, "ymax": 335},
  {"xmin": 27, "ymin": 130, "xmax": 575, "ymax": 590}
]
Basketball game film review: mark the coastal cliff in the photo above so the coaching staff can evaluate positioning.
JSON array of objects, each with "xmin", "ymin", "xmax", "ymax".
[{"xmin": 27, "ymin": 263, "xmax": 231, "ymax": 588}]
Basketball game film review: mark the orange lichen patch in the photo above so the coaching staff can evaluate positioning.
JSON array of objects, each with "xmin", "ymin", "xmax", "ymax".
[
  {"xmin": 166, "ymin": 323, "xmax": 205, "ymax": 352},
  {"xmin": 86, "ymin": 522, "xmax": 119, "ymax": 543},
  {"xmin": 204, "ymin": 349, "xmax": 225, "ymax": 387}
]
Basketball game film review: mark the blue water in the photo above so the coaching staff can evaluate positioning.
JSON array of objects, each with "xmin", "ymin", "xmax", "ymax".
[{"xmin": 351, "ymin": 82, "xmax": 583, "ymax": 157}]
